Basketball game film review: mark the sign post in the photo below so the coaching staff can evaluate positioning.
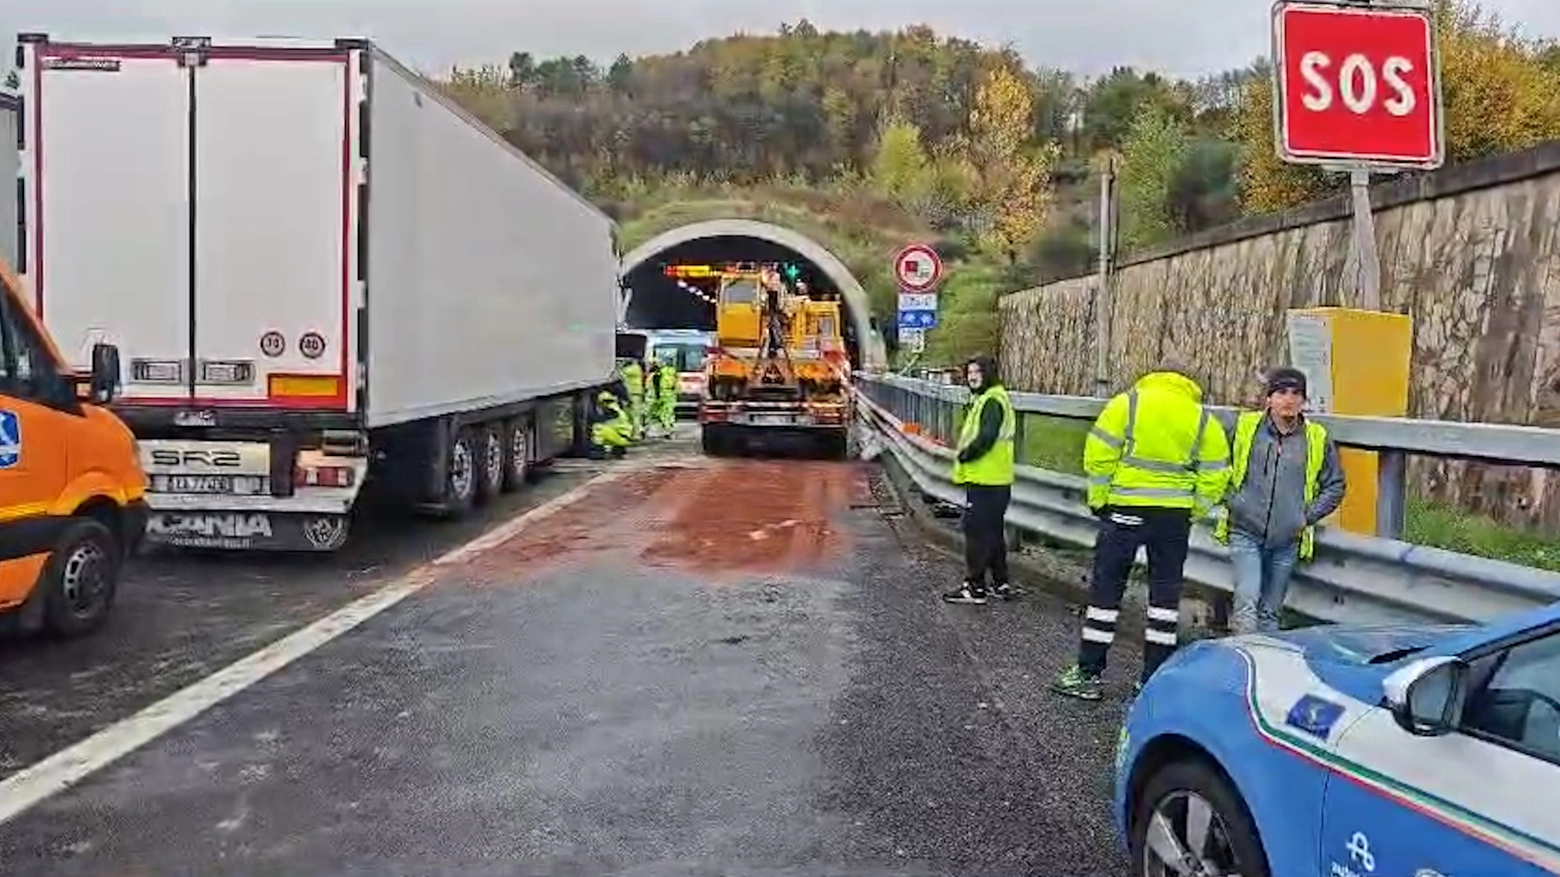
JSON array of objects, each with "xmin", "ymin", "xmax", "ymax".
[
  {"xmin": 1271, "ymin": 0, "xmax": 1439, "ymax": 535},
  {"xmin": 1271, "ymin": 0, "xmax": 1444, "ymax": 305},
  {"xmin": 893, "ymin": 243, "xmax": 944, "ymax": 346}
]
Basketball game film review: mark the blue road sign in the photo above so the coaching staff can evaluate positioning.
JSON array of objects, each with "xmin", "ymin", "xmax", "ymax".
[
  {"xmin": 0, "ymin": 409, "xmax": 19, "ymax": 469},
  {"xmin": 897, "ymin": 309, "xmax": 938, "ymax": 330}
]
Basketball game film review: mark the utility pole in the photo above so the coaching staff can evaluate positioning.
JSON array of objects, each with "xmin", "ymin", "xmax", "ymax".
[{"xmin": 1093, "ymin": 153, "xmax": 1117, "ymax": 396}]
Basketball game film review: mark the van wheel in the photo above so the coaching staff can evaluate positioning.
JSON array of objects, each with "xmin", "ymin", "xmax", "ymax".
[
  {"xmin": 1130, "ymin": 759, "xmax": 1269, "ymax": 877},
  {"xmin": 475, "ymin": 425, "xmax": 504, "ymax": 504},
  {"xmin": 445, "ymin": 429, "xmax": 478, "ymax": 516},
  {"xmin": 503, "ymin": 421, "xmax": 532, "ymax": 492},
  {"xmin": 43, "ymin": 520, "xmax": 121, "ymax": 638}
]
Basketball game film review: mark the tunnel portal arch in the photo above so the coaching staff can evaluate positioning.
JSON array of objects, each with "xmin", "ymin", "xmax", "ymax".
[{"xmin": 619, "ymin": 219, "xmax": 886, "ymax": 369}]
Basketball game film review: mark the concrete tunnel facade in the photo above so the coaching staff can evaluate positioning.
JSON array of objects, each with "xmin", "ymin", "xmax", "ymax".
[{"xmin": 618, "ymin": 219, "xmax": 888, "ymax": 370}]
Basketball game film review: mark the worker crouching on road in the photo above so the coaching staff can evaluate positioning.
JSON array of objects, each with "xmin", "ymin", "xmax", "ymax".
[
  {"xmin": 1052, "ymin": 361, "xmax": 1230, "ymax": 701},
  {"xmin": 589, "ymin": 390, "xmax": 632, "ymax": 459},
  {"xmin": 1215, "ymin": 367, "xmax": 1346, "ymax": 634},
  {"xmin": 943, "ymin": 354, "xmax": 1017, "ymax": 605}
]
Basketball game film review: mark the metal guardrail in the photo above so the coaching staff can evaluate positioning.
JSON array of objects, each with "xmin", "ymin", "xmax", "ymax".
[
  {"xmin": 866, "ymin": 374, "xmax": 1560, "ymax": 541},
  {"xmin": 855, "ymin": 374, "xmax": 1560, "ymax": 625}
]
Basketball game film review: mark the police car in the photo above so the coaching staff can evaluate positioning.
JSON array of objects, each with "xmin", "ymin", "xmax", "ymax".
[{"xmin": 1114, "ymin": 600, "xmax": 1560, "ymax": 877}]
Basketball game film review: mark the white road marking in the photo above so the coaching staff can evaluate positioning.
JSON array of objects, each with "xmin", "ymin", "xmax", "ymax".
[{"xmin": 0, "ymin": 466, "xmax": 634, "ymax": 827}]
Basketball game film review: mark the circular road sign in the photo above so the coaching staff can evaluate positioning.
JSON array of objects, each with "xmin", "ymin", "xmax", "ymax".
[{"xmin": 893, "ymin": 244, "xmax": 943, "ymax": 292}]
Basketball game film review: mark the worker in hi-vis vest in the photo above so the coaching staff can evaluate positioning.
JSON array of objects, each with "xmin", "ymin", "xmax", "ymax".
[
  {"xmin": 651, "ymin": 357, "xmax": 678, "ymax": 437},
  {"xmin": 1214, "ymin": 366, "xmax": 1345, "ymax": 635},
  {"xmin": 943, "ymin": 354, "xmax": 1017, "ymax": 606},
  {"xmin": 620, "ymin": 358, "xmax": 646, "ymax": 441},
  {"xmin": 1053, "ymin": 360, "xmax": 1230, "ymax": 701},
  {"xmin": 589, "ymin": 390, "xmax": 632, "ymax": 459}
]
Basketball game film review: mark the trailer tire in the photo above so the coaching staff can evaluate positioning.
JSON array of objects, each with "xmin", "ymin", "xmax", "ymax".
[
  {"xmin": 445, "ymin": 428, "xmax": 479, "ymax": 516},
  {"xmin": 476, "ymin": 425, "xmax": 504, "ymax": 504},
  {"xmin": 503, "ymin": 420, "xmax": 532, "ymax": 492},
  {"xmin": 42, "ymin": 519, "xmax": 121, "ymax": 638}
]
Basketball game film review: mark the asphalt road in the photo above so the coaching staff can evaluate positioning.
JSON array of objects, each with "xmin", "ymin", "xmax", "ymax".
[{"xmin": 0, "ymin": 433, "xmax": 1146, "ymax": 876}]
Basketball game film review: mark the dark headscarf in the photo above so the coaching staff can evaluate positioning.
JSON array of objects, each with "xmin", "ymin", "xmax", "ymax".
[{"xmin": 967, "ymin": 354, "xmax": 1002, "ymax": 389}]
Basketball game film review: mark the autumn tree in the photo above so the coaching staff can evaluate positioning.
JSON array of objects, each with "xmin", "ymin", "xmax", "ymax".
[
  {"xmin": 965, "ymin": 66, "xmax": 1061, "ymax": 256},
  {"xmin": 1236, "ymin": 0, "xmax": 1560, "ymax": 213},
  {"xmin": 1115, "ymin": 104, "xmax": 1190, "ymax": 251},
  {"xmin": 870, "ymin": 118, "xmax": 930, "ymax": 201},
  {"xmin": 439, "ymin": 64, "xmax": 514, "ymax": 132}
]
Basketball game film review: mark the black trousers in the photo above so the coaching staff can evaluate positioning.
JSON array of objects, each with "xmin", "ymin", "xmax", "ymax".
[
  {"xmin": 963, "ymin": 484, "xmax": 1012, "ymax": 589},
  {"xmin": 1077, "ymin": 506, "xmax": 1191, "ymax": 681}
]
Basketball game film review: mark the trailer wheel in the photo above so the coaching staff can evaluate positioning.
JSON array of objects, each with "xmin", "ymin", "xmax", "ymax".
[
  {"xmin": 445, "ymin": 428, "xmax": 478, "ymax": 515},
  {"xmin": 476, "ymin": 425, "xmax": 504, "ymax": 504},
  {"xmin": 503, "ymin": 420, "xmax": 532, "ymax": 492},
  {"xmin": 42, "ymin": 519, "xmax": 121, "ymax": 638}
]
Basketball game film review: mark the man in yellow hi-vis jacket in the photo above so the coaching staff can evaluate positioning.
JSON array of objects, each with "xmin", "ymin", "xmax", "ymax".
[
  {"xmin": 1052, "ymin": 362, "xmax": 1230, "ymax": 701},
  {"xmin": 943, "ymin": 354, "xmax": 1017, "ymax": 605}
]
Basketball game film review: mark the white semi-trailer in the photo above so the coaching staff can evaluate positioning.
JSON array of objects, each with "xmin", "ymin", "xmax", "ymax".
[
  {"xmin": 15, "ymin": 34, "xmax": 620, "ymax": 551},
  {"xmin": 1, "ymin": 90, "xmax": 16, "ymax": 269}
]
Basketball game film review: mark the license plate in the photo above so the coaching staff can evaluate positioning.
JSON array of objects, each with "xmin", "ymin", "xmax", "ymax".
[
  {"xmin": 750, "ymin": 414, "xmax": 794, "ymax": 425},
  {"xmin": 151, "ymin": 474, "xmax": 264, "ymax": 494}
]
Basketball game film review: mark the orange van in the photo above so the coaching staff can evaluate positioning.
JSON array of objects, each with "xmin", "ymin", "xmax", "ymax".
[{"xmin": 0, "ymin": 257, "xmax": 147, "ymax": 636}]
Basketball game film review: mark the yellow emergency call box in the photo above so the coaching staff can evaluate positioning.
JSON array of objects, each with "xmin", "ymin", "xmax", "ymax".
[{"xmin": 1285, "ymin": 307, "xmax": 1412, "ymax": 536}]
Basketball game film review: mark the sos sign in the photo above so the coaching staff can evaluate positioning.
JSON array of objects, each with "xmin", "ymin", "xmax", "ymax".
[{"xmin": 1272, "ymin": 0, "xmax": 1443, "ymax": 169}]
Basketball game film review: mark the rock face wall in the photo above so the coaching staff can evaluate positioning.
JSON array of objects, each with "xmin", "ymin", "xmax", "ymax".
[{"xmin": 998, "ymin": 142, "xmax": 1560, "ymax": 530}]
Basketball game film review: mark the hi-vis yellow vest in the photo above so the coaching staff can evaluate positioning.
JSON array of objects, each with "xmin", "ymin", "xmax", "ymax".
[
  {"xmin": 952, "ymin": 386, "xmax": 1016, "ymax": 486},
  {"xmin": 1215, "ymin": 411, "xmax": 1329, "ymax": 560},
  {"xmin": 621, "ymin": 362, "xmax": 644, "ymax": 398}
]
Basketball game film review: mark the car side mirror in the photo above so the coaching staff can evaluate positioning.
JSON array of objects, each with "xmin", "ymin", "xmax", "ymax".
[
  {"xmin": 89, "ymin": 342, "xmax": 121, "ymax": 403},
  {"xmin": 1383, "ymin": 655, "xmax": 1467, "ymax": 736}
]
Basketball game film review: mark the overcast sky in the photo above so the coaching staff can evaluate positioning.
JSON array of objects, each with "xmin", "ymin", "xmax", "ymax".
[{"xmin": 3, "ymin": 0, "xmax": 1559, "ymax": 81}]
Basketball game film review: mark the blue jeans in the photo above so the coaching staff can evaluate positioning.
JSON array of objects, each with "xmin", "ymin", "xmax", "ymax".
[{"xmin": 1228, "ymin": 530, "xmax": 1299, "ymax": 634}]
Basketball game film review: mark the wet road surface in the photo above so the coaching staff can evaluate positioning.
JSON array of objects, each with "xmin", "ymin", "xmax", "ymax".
[{"xmin": 0, "ymin": 435, "xmax": 1146, "ymax": 876}]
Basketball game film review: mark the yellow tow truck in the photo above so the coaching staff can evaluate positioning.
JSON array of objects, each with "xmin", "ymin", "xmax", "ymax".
[{"xmin": 698, "ymin": 263, "xmax": 851, "ymax": 457}]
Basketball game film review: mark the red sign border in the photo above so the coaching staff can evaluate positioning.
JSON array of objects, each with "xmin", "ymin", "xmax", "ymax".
[
  {"xmin": 1270, "ymin": 0, "xmax": 1445, "ymax": 170},
  {"xmin": 893, "ymin": 243, "xmax": 943, "ymax": 292}
]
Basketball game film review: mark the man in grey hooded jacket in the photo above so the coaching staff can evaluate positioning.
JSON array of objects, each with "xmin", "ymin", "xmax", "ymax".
[{"xmin": 1217, "ymin": 367, "xmax": 1347, "ymax": 634}]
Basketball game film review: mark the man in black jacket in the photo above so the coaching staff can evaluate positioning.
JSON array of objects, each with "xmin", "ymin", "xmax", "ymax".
[{"xmin": 943, "ymin": 354, "xmax": 1018, "ymax": 605}]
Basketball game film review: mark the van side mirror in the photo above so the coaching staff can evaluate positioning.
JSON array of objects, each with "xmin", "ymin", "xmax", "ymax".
[
  {"xmin": 1383, "ymin": 655, "xmax": 1467, "ymax": 736},
  {"xmin": 89, "ymin": 343, "xmax": 121, "ymax": 403}
]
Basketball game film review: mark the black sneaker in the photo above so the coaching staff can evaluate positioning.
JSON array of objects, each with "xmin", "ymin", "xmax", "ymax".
[
  {"xmin": 992, "ymin": 583, "xmax": 1016, "ymax": 601},
  {"xmin": 942, "ymin": 584, "xmax": 988, "ymax": 605}
]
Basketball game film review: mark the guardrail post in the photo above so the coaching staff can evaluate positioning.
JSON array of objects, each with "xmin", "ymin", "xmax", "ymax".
[
  {"xmin": 1375, "ymin": 450, "xmax": 1407, "ymax": 539},
  {"xmin": 1013, "ymin": 412, "xmax": 1028, "ymax": 466}
]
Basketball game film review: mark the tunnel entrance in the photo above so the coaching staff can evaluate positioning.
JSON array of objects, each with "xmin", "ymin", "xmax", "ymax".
[{"xmin": 618, "ymin": 219, "xmax": 886, "ymax": 369}]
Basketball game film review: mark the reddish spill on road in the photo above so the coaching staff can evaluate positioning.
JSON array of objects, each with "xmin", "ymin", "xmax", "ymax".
[
  {"xmin": 452, "ymin": 460, "xmax": 869, "ymax": 583},
  {"xmin": 459, "ymin": 468, "xmax": 677, "ymax": 580},
  {"xmin": 638, "ymin": 460, "xmax": 865, "ymax": 576}
]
